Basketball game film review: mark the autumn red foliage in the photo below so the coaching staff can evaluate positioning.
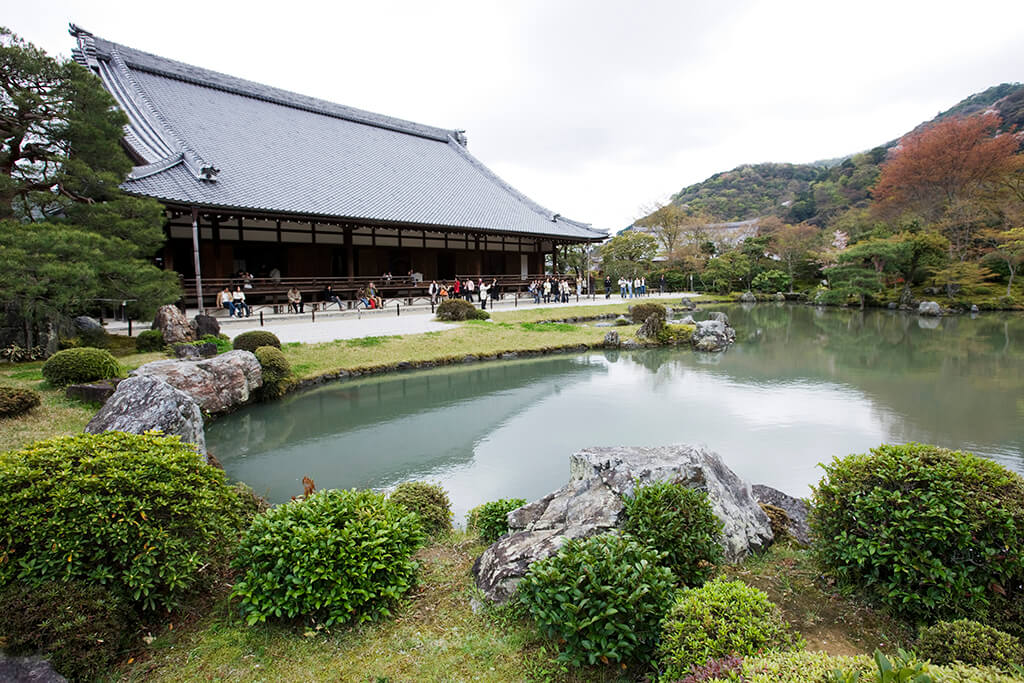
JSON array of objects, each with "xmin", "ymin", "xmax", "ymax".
[{"xmin": 873, "ymin": 113, "xmax": 1019, "ymax": 220}]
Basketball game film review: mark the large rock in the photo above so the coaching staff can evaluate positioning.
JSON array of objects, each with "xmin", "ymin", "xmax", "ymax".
[
  {"xmin": 85, "ymin": 375, "xmax": 206, "ymax": 453},
  {"xmin": 752, "ymin": 484, "xmax": 810, "ymax": 546},
  {"xmin": 152, "ymin": 304, "xmax": 194, "ymax": 344},
  {"xmin": 636, "ymin": 314, "xmax": 663, "ymax": 340},
  {"xmin": 65, "ymin": 379, "xmax": 120, "ymax": 404},
  {"xmin": 678, "ymin": 297, "xmax": 697, "ymax": 310},
  {"xmin": 172, "ymin": 342, "xmax": 218, "ymax": 359},
  {"xmin": 602, "ymin": 330, "xmax": 620, "ymax": 347},
  {"xmin": 739, "ymin": 291, "xmax": 757, "ymax": 303},
  {"xmin": 692, "ymin": 319, "xmax": 736, "ymax": 352},
  {"xmin": 130, "ymin": 350, "xmax": 262, "ymax": 415},
  {"xmin": 0, "ymin": 652, "xmax": 66, "ymax": 683},
  {"xmin": 192, "ymin": 313, "xmax": 221, "ymax": 338},
  {"xmin": 73, "ymin": 315, "xmax": 103, "ymax": 334},
  {"xmin": 473, "ymin": 444, "xmax": 773, "ymax": 603},
  {"xmin": 918, "ymin": 301, "xmax": 942, "ymax": 317}
]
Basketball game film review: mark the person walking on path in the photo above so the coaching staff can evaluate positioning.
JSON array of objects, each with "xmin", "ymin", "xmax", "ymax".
[
  {"xmin": 659, "ymin": 274, "xmax": 666, "ymax": 294},
  {"xmin": 605, "ymin": 275, "xmax": 612, "ymax": 299},
  {"xmin": 287, "ymin": 286, "xmax": 303, "ymax": 314},
  {"xmin": 428, "ymin": 280, "xmax": 440, "ymax": 305}
]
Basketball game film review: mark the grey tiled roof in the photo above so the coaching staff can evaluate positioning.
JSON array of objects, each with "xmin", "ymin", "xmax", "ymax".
[{"xmin": 69, "ymin": 28, "xmax": 603, "ymax": 241}]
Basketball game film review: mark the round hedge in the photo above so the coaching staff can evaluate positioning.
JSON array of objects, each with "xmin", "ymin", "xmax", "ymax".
[
  {"xmin": 0, "ymin": 432, "xmax": 259, "ymax": 612},
  {"xmin": 518, "ymin": 532, "xmax": 676, "ymax": 667},
  {"xmin": 41, "ymin": 347, "xmax": 122, "ymax": 387},
  {"xmin": 0, "ymin": 386, "xmax": 41, "ymax": 418},
  {"xmin": 254, "ymin": 345, "xmax": 294, "ymax": 400},
  {"xmin": 917, "ymin": 619, "xmax": 1024, "ymax": 670},
  {"xmin": 435, "ymin": 298, "xmax": 479, "ymax": 321},
  {"xmin": 810, "ymin": 442, "xmax": 1024, "ymax": 623},
  {"xmin": 629, "ymin": 302, "xmax": 666, "ymax": 324},
  {"xmin": 0, "ymin": 580, "xmax": 134, "ymax": 682},
  {"xmin": 467, "ymin": 498, "xmax": 526, "ymax": 543},
  {"xmin": 233, "ymin": 330, "xmax": 281, "ymax": 353},
  {"xmin": 232, "ymin": 489, "xmax": 426, "ymax": 626},
  {"xmin": 389, "ymin": 481, "xmax": 453, "ymax": 536},
  {"xmin": 135, "ymin": 329, "xmax": 166, "ymax": 352},
  {"xmin": 657, "ymin": 578, "xmax": 803, "ymax": 678},
  {"xmin": 623, "ymin": 480, "xmax": 723, "ymax": 586}
]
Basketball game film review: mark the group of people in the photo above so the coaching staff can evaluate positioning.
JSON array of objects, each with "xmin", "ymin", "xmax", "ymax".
[
  {"xmin": 526, "ymin": 277, "xmax": 579, "ymax": 304},
  {"xmin": 281, "ymin": 284, "xmax": 383, "ymax": 313},
  {"xmin": 614, "ymin": 276, "xmax": 651, "ymax": 299},
  {"xmin": 218, "ymin": 286, "xmax": 252, "ymax": 317},
  {"xmin": 427, "ymin": 278, "xmax": 501, "ymax": 309}
]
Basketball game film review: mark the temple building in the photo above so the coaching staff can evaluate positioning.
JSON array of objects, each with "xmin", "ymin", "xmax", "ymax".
[{"xmin": 69, "ymin": 26, "xmax": 603, "ymax": 306}]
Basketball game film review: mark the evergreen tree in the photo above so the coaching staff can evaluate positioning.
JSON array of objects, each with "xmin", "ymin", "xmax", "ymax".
[{"xmin": 0, "ymin": 27, "xmax": 178, "ymax": 347}]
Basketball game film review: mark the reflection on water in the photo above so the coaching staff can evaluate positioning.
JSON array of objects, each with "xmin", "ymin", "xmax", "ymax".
[{"xmin": 208, "ymin": 306, "xmax": 1024, "ymax": 523}]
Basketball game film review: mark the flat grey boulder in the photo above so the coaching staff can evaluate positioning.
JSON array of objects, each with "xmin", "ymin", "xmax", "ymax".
[
  {"xmin": 918, "ymin": 301, "xmax": 942, "ymax": 316},
  {"xmin": 131, "ymin": 350, "xmax": 261, "ymax": 415},
  {"xmin": 152, "ymin": 304, "xmax": 194, "ymax": 344},
  {"xmin": 473, "ymin": 444, "xmax": 773, "ymax": 603},
  {"xmin": 692, "ymin": 319, "xmax": 736, "ymax": 352},
  {"xmin": 65, "ymin": 379, "xmax": 120, "ymax": 404},
  {"xmin": 0, "ymin": 652, "xmax": 66, "ymax": 682},
  {"xmin": 85, "ymin": 375, "xmax": 206, "ymax": 453},
  {"xmin": 73, "ymin": 315, "xmax": 103, "ymax": 333}
]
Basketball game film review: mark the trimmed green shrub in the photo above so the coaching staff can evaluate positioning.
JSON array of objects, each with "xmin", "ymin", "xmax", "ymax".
[
  {"xmin": 0, "ymin": 432, "xmax": 258, "ymax": 612},
  {"xmin": 177, "ymin": 334, "xmax": 232, "ymax": 354},
  {"xmin": 810, "ymin": 443, "xmax": 1024, "ymax": 624},
  {"xmin": 623, "ymin": 480, "xmax": 723, "ymax": 586},
  {"xmin": 0, "ymin": 580, "xmax": 134, "ymax": 682},
  {"xmin": 0, "ymin": 386, "xmax": 41, "ymax": 418},
  {"xmin": 737, "ymin": 650, "xmax": 1023, "ymax": 683},
  {"xmin": 254, "ymin": 345, "xmax": 295, "ymax": 400},
  {"xmin": 629, "ymin": 302, "xmax": 667, "ymax": 324},
  {"xmin": 467, "ymin": 498, "xmax": 526, "ymax": 543},
  {"xmin": 657, "ymin": 323, "xmax": 695, "ymax": 344},
  {"xmin": 917, "ymin": 619, "xmax": 1024, "ymax": 670},
  {"xmin": 232, "ymin": 330, "xmax": 281, "ymax": 352},
  {"xmin": 657, "ymin": 579, "xmax": 803, "ymax": 678},
  {"xmin": 232, "ymin": 489, "xmax": 426, "ymax": 626},
  {"xmin": 135, "ymin": 328, "xmax": 165, "ymax": 352},
  {"xmin": 389, "ymin": 481, "xmax": 453, "ymax": 536},
  {"xmin": 436, "ymin": 298, "xmax": 480, "ymax": 321},
  {"xmin": 472, "ymin": 308, "xmax": 491, "ymax": 320},
  {"xmin": 41, "ymin": 347, "xmax": 122, "ymax": 387},
  {"xmin": 752, "ymin": 269, "xmax": 791, "ymax": 293},
  {"xmin": 517, "ymin": 532, "xmax": 676, "ymax": 667}
]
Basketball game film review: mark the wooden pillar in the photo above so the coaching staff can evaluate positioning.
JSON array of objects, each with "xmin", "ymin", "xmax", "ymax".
[{"xmin": 344, "ymin": 227, "xmax": 354, "ymax": 280}]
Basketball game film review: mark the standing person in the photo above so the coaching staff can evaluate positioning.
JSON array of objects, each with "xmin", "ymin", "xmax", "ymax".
[
  {"xmin": 479, "ymin": 280, "xmax": 489, "ymax": 310},
  {"xmin": 428, "ymin": 280, "xmax": 440, "ymax": 305},
  {"xmin": 466, "ymin": 277, "xmax": 475, "ymax": 302},
  {"xmin": 641, "ymin": 276, "xmax": 647, "ymax": 297},
  {"xmin": 321, "ymin": 284, "xmax": 343, "ymax": 310},
  {"xmin": 232, "ymin": 285, "xmax": 251, "ymax": 317},
  {"xmin": 604, "ymin": 275, "xmax": 612, "ymax": 299},
  {"xmin": 269, "ymin": 266, "xmax": 281, "ymax": 284},
  {"xmin": 530, "ymin": 280, "xmax": 540, "ymax": 304},
  {"xmin": 453, "ymin": 277, "xmax": 461, "ymax": 300},
  {"xmin": 491, "ymin": 278, "xmax": 499, "ymax": 301},
  {"xmin": 219, "ymin": 287, "xmax": 236, "ymax": 317},
  {"xmin": 287, "ymin": 286, "xmax": 303, "ymax": 313},
  {"xmin": 659, "ymin": 273, "xmax": 666, "ymax": 294},
  {"xmin": 542, "ymin": 278, "xmax": 551, "ymax": 303}
]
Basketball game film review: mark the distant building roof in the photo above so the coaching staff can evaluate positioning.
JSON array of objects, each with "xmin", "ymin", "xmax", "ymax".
[{"xmin": 69, "ymin": 25, "xmax": 604, "ymax": 241}]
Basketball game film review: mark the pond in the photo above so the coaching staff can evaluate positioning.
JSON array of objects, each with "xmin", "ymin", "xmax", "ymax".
[{"xmin": 208, "ymin": 305, "xmax": 1024, "ymax": 524}]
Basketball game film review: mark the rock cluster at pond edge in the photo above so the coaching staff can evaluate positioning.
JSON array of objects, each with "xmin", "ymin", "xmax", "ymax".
[{"xmin": 473, "ymin": 444, "xmax": 773, "ymax": 603}]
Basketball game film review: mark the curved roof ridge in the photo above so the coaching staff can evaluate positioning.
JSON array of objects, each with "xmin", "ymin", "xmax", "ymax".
[{"xmin": 88, "ymin": 34, "xmax": 457, "ymax": 144}]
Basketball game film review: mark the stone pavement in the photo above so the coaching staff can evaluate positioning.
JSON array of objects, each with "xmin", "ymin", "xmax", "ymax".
[{"xmin": 106, "ymin": 292, "xmax": 690, "ymax": 344}]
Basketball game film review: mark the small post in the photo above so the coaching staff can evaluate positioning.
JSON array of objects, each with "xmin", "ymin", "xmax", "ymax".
[
  {"xmin": 431, "ymin": 301, "xmax": 435, "ymax": 314},
  {"xmin": 312, "ymin": 309, "xmax": 315, "ymax": 323},
  {"xmin": 396, "ymin": 303, "xmax": 400, "ymax": 317},
  {"xmin": 259, "ymin": 311, "xmax": 264, "ymax": 326},
  {"xmin": 127, "ymin": 318, "xmax": 133, "ymax": 336}
]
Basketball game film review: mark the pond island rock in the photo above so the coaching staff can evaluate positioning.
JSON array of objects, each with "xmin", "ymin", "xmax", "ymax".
[
  {"xmin": 692, "ymin": 318, "xmax": 736, "ymax": 352},
  {"xmin": 130, "ymin": 350, "xmax": 261, "ymax": 415},
  {"xmin": 85, "ymin": 375, "xmax": 206, "ymax": 453},
  {"xmin": 918, "ymin": 301, "xmax": 942, "ymax": 316},
  {"xmin": 473, "ymin": 444, "xmax": 773, "ymax": 603}
]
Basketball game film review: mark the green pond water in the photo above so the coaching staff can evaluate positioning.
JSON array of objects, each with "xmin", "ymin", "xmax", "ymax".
[{"xmin": 208, "ymin": 305, "xmax": 1024, "ymax": 523}]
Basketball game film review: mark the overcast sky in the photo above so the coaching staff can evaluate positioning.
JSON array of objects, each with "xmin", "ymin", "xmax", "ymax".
[{"xmin": 8, "ymin": 0, "xmax": 1024, "ymax": 231}]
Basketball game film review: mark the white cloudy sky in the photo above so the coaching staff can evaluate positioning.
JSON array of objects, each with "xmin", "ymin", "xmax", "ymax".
[{"xmin": 8, "ymin": 0, "xmax": 1024, "ymax": 231}]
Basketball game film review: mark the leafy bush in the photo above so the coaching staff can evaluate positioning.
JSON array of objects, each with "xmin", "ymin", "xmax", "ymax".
[
  {"xmin": 135, "ymin": 328, "xmax": 165, "ymax": 352},
  {"xmin": 41, "ymin": 347, "xmax": 122, "ymax": 386},
  {"xmin": 0, "ymin": 580, "xmax": 134, "ymax": 682},
  {"xmin": 436, "ymin": 298, "xmax": 480, "ymax": 321},
  {"xmin": 810, "ymin": 443, "xmax": 1024, "ymax": 623},
  {"xmin": 916, "ymin": 619, "xmax": 1024, "ymax": 669},
  {"xmin": 389, "ymin": 481, "xmax": 453, "ymax": 536},
  {"xmin": 629, "ymin": 302, "xmax": 667, "ymax": 324},
  {"xmin": 738, "ymin": 650, "xmax": 1023, "ymax": 683},
  {"xmin": 657, "ymin": 323, "xmax": 696, "ymax": 344},
  {"xmin": 472, "ymin": 308, "xmax": 490, "ymax": 320},
  {"xmin": 0, "ymin": 343, "xmax": 46, "ymax": 362},
  {"xmin": 517, "ymin": 532, "xmax": 676, "ymax": 667},
  {"xmin": 657, "ymin": 579, "xmax": 803, "ymax": 678},
  {"xmin": 0, "ymin": 432, "xmax": 258, "ymax": 611},
  {"xmin": 752, "ymin": 269, "xmax": 791, "ymax": 293},
  {"xmin": 254, "ymin": 345, "xmax": 295, "ymax": 400},
  {"xmin": 232, "ymin": 489, "xmax": 426, "ymax": 626},
  {"xmin": 623, "ymin": 480, "xmax": 724, "ymax": 586},
  {"xmin": 0, "ymin": 386, "xmax": 41, "ymax": 417},
  {"xmin": 467, "ymin": 498, "xmax": 526, "ymax": 543},
  {"xmin": 177, "ymin": 334, "xmax": 232, "ymax": 354},
  {"xmin": 672, "ymin": 655, "xmax": 747, "ymax": 682},
  {"xmin": 827, "ymin": 649, "xmax": 933, "ymax": 683},
  {"xmin": 232, "ymin": 330, "xmax": 281, "ymax": 352}
]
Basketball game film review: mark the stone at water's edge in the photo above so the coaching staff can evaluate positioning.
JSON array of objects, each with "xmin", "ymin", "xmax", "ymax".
[
  {"xmin": 152, "ymin": 304, "xmax": 194, "ymax": 344},
  {"xmin": 637, "ymin": 314, "xmax": 662, "ymax": 339},
  {"xmin": 739, "ymin": 291, "xmax": 757, "ymax": 303},
  {"xmin": 752, "ymin": 484, "xmax": 811, "ymax": 546},
  {"xmin": 85, "ymin": 375, "xmax": 206, "ymax": 455},
  {"xmin": 131, "ymin": 350, "xmax": 262, "ymax": 415},
  {"xmin": 918, "ymin": 301, "xmax": 942, "ymax": 316},
  {"xmin": 602, "ymin": 330, "xmax": 620, "ymax": 347},
  {"xmin": 692, "ymin": 318, "xmax": 736, "ymax": 352},
  {"xmin": 678, "ymin": 297, "xmax": 696, "ymax": 310},
  {"xmin": 473, "ymin": 444, "xmax": 774, "ymax": 603}
]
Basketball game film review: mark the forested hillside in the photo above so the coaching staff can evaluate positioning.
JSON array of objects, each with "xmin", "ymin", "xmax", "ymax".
[{"xmin": 665, "ymin": 82, "xmax": 1024, "ymax": 226}]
